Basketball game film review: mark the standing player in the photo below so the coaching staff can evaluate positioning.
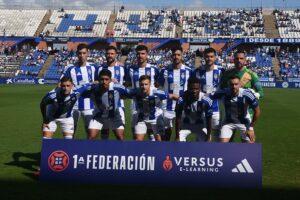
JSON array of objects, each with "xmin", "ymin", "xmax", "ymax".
[
  {"xmin": 60, "ymin": 43, "xmax": 98, "ymax": 136},
  {"xmin": 87, "ymin": 69, "xmax": 125, "ymax": 140},
  {"xmin": 192, "ymin": 47, "xmax": 224, "ymax": 141},
  {"xmin": 127, "ymin": 75, "xmax": 179, "ymax": 141},
  {"xmin": 97, "ymin": 46, "xmax": 126, "ymax": 139},
  {"xmin": 125, "ymin": 45, "xmax": 159, "ymax": 89},
  {"xmin": 158, "ymin": 46, "xmax": 192, "ymax": 141},
  {"xmin": 125, "ymin": 45, "xmax": 159, "ymax": 140},
  {"xmin": 175, "ymin": 77, "xmax": 213, "ymax": 142},
  {"xmin": 221, "ymin": 50, "xmax": 264, "ymax": 99},
  {"xmin": 212, "ymin": 76, "xmax": 261, "ymax": 143},
  {"xmin": 40, "ymin": 77, "xmax": 90, "ymax": 139}
]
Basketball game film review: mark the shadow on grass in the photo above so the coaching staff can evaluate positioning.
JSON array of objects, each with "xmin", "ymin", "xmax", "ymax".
[
  {"xmin": 4, "ymin": 152, "xmax": 40, "ymax": 180},
  {"xmin": 0, "ymin": 181, "xmax": 299, "ymax": 200}
]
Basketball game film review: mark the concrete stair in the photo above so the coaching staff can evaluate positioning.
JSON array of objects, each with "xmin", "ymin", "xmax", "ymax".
[
  {"xmin": 106, "ymin": 13, "xmax": 117, "ymax": 37},
  {"xmin": 35, "ymin": 10, "xmax": 52, "ymax": 37},
  {"xmin": 38, "ymin": 55, "xmax": 54, "ymax": 78},
  {"xmin": 263, "ymin": 10, "xmax": 280, "ymax": 38},
  {"xmin": 194, "ymin": 56, "xmax": 202, "ymax": 69},
  {"xmin": 272, "ymin": 57, "xmax": 281, "ymax": 80},
  {"xmin": 120, "ymin": 55, "xmax": 128, "ymax": 65},
  {"xmin": 175, "ymin": 21, "xmax": 183, "ymax": 38}
]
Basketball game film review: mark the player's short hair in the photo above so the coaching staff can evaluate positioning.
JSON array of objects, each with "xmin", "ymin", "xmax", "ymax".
[
  {"xmin": 204, "ymin": 47, "xmax": 216, "ymax": 56},
  {"xmin": 139, "ymin": 75, "xmax": 151, "ymax": 82},
  {"xmin": 106, "ymin": 45, "xmax": 118, "ymax": 53},
  {"xmin": 188, "ymin": 77, "xmax": 201, "ymax": 88},
  {"xmin": 172, "ymin": 46, "xmax": 183, "ymax": 53},
  {"xmin": 77, "ymin": 43, "xmax": 88, "ymax": 52},
  {"xmin": 60, "ymin": 76, "xmax": 73, "ymax": 83},
  {"xmin": 234, "ymin": 49, "xmax": 247, "ymax": 57},
  {"xmin": 135, "ymin": 45, "xmax": 148, "ymax": 53},
  {"xmin": 99, "ymin": 69, "xmax": 112, "ymax": 79},
  {"xmin": 229, "ymin": 75, "xmax": 240, "ymax": 81}
]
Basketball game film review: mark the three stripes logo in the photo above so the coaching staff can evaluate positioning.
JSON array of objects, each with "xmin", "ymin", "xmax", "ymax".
[{"xmin": 232, "ymin": 159, "xmax": 254, "ymax": 173}]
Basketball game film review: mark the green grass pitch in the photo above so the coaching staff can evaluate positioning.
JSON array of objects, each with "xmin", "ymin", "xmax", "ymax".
[{"xmin": 0, "ymin": 85, "xmax": 299, "ymax": 199}]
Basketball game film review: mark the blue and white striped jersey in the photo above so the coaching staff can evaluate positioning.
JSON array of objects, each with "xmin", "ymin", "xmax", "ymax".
[
  {"xmin": 158, "ymin": 64, "xmax": 192, "ymax": 112},
  {"xmin": 61, "ymin": 62, "xmax": 98, "ymax": 110},
  {"xmin": 86, "ymin": 83, "xmax": 126, "ymax": 119},
  {"xmin": 97, "ymin": 63, "xmax": 126, "ymax": 108},
  {"xmin": 97, "ymin": 63, "xmax": 125, "ymax": 84},
  {"xmin": 176, "ymin": 91, "xmax": 213, "ymax": 125},
  {"xmin": 192, "ymin": 65, "xmax": 224, "ymax": 112},
  {"xmin": 126, "ymin": 87, "xmax": 168, "ymax": 122},
  {"xmin": 42, "ymin": 84, "xmax": 90, "ymax": 119},
  {"xmin": 125, "ymin": 63, "xmax": 159, "ymax": 89},
  {"xmin": 211, "ymin": 88, "xmax": 259, "ymax": 127}
]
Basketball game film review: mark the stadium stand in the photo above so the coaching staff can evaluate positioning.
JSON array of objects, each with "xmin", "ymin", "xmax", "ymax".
[
  {"xmin": 218, "ymin": 48, "xmax": 275, "ymax": 78},
  {"xmin": 125, "ymin": 48, "xmax": 195, "ymax": 69},
  {"xmin": 182, "ymin": 9, "xmax": 266, "ymax": 38},
  {"xmin": 278, "ymin": 50, "xmax": 300, "ymax": 80},
  {"xmin": 274, "ymin": 9, "xmax": 300, "ymax": 38},
  {"xmin": 42, "ymin": 10, "xmax": 111, "ymax": 37},
  {"xmin": 0, "ymin": 41, "xmax": 24, "ymax": 77},
  {"xmin": 44, "ymin": 49, "xmax": 111, "ymax": 79},
  {"xmin": 113, "ymin": 9, "xmax": 178, "ymax": 38},
  {"xmin": 0, "ymin": 10, "xmax": 47, "ymax": 37},
  {"xmin": 16, "ymin": 49, "xmax": 48, "ymax": 79}
]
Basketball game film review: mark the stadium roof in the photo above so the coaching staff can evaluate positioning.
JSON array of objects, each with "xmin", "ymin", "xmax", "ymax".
[{"xmin": 0, "ymin": 0, "xmax": 299, "ymax": 10}]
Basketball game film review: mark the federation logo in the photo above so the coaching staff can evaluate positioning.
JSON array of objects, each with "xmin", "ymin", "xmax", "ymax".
[
  {"xmin": 48, "ymin": 150, "xmax": 70, "ymax": 172},
  {"xmin": 163, "ymin": 155, "xmax": 173, "ymax": 171}
]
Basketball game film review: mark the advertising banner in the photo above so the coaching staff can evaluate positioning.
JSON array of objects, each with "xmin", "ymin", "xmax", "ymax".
[{"xmin": 40, "ymin": 140, "xmax": 262, "ymax": 188}]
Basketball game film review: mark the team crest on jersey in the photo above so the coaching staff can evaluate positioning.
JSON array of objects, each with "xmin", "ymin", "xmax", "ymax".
[
  {"xmin": 214, "ymin": 73, "xmax": 218, "ymax": 80},
  {"xmin": 115, "ymin": 70, "xmax": 119, "ymax": 75},
  {"xmin": 146, "ymin": 71, "xmax": 151, "ymax": 76},
  {"xmin": 77, "ymin": 72, "xmax": 82, "ymax": 76},
  {"xmin": 88, "ymin": 69, "xmax": 92, "ymax": 75},
  {"xmin": 48, "ymin": 150, "xmax": 69, "ymax": 172},
  {"xmin": 163, "ymin": 155, "xmax": 173, "ymax": 172},
  {"xmin": 181, "ymin": 73, "xmax": 185, "ymax": 79},
  {"xmin": 201, "ymin": 75, "xmax": 205, "ymax": 79},
  {"xmin": 133, "ymin": 71, "xmax": 139, "ymax": 75}
]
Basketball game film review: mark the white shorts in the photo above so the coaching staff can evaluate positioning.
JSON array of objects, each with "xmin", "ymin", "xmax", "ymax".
[
  {"xmin": 212, "ymin": 112, "xmax": 220, "ymax": 130},
  {"xmin": 73, "ymin": 109, "xmax": 94, "ymax": 128},
  {"xmin": 43, "ymin": 117, "xmax": 74, "ymax": 134},
  {"xmin": 89, "ymin": 115, "xmax": 124, "ymax": 131},
  {"xmin": 179, "ymin": 123, "xmax": 207, "ymax": 142},
  {"xmin": 134, "ymin": 115, "xmax": 165, "ymax": 135},
  {"xmin": 103, "ymin": 107, "xmax": 125, "ymax": 130},
  {"xmin": 220, "ymin": 123, "xmax": 250, "ymax": 141},
  {"xmin": 163, "ymin": 110, "xmax": 176, "ymax": 128}
]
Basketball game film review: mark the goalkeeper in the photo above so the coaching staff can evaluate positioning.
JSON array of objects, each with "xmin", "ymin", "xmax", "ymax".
[{"xmin": 221, "ymin": 50, "xmax": 264, "ymax": 99}]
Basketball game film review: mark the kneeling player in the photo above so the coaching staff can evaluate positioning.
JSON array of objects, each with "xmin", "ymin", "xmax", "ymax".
[
  {"xmin": 129, "ymin": 75, "xmax": 179, "ymax": 141},
  {"xmin": 211, "ymin": 76, "xmax": 261, "ymax": 143},
  {"xmin": 175, "ymin": 77, "xmax": 213, "ymax": 142},
  {"xmin": 40, "ymin": 77, "xmax": 90, "ymax": 139},
  {"xmin": 87, "ymin": 69, "xmax": 125, "ymax": 140}
]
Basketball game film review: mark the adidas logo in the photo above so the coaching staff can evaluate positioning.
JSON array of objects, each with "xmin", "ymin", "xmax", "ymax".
[{"xmin": 232, "ymin": 159, "xmax": 254, "ymax": 173}]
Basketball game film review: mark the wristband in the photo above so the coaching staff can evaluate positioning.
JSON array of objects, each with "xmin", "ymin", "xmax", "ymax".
[{"xmin": 248, "ymin": 127, "xmax": 254, "ymax": 131}]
